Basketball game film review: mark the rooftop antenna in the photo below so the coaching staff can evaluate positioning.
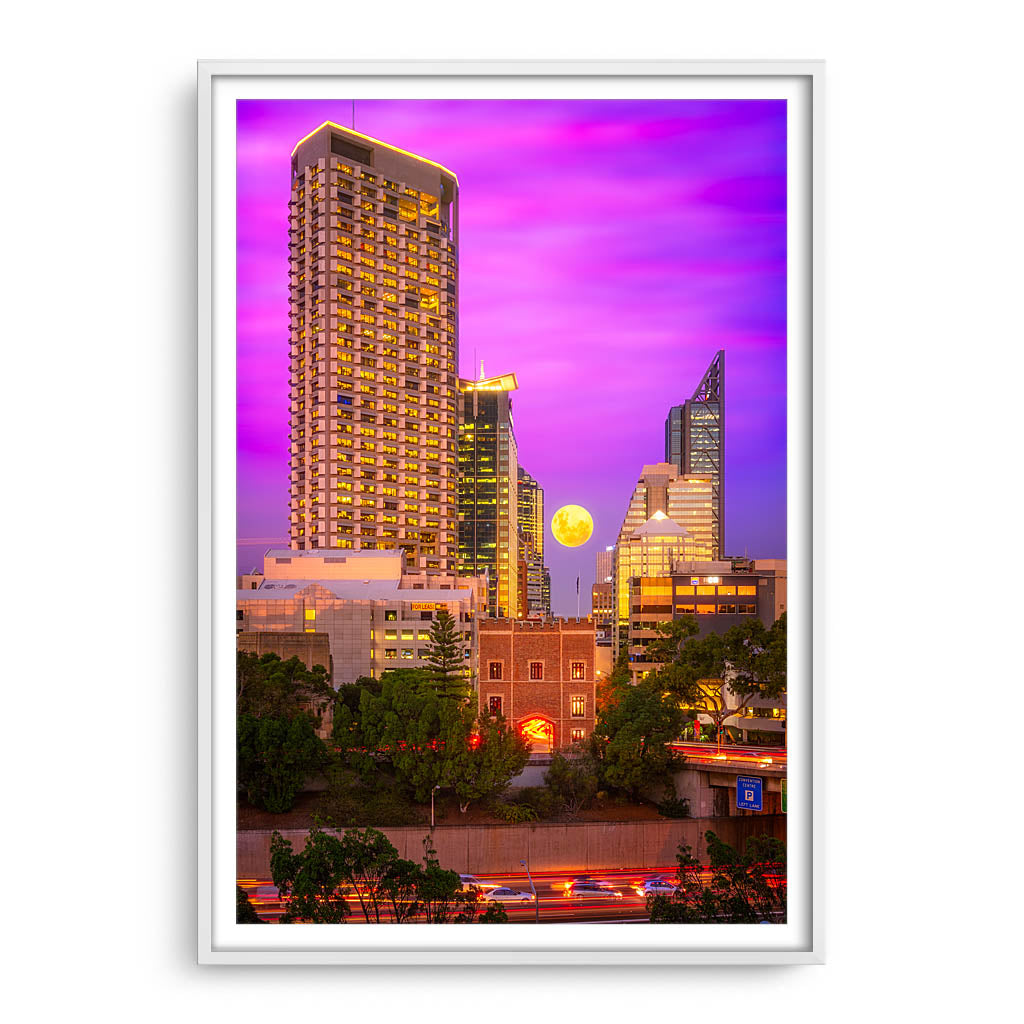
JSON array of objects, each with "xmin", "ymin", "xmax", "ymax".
[{"xmin": 352, "ymin": 99, "xmax": 355, "ymax": 129}]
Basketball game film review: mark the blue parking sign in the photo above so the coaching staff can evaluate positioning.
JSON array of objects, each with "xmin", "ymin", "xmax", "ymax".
[{"xmin": 736, "ymin": 776, "xmax": 763, "ymax": 811}]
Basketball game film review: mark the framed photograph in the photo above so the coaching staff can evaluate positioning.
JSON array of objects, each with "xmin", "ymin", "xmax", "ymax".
[{"xmin": 199, "ymin": 59, "xmax": 822, "ymax": 965}]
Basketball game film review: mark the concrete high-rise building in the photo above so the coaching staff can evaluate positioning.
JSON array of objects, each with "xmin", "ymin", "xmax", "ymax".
[
  {"xmin": 595, "ymin": 546, "xmax": 614, "ymax": 586},
  {"xmin": 457, "ymin": 372, "xmax": 520, "ymax": 618},
  {"xmin": 612, "ymin": 462, "xmax": 714, "ymax": 652},
  {"xmin": 287, "ymin": 123, "xmax": 459, "ymax": 572},
  {"xmin": 665, "ymin": 351, "xmax": 724, "ymax": 558},
  {"xmin": 517, "ymin": 465, "xmax": 550, "ymax": 616}
]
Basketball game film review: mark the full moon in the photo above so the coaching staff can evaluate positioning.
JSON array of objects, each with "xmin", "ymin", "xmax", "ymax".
[{"xmin": 551, "ymin": 504, "xmax": 594, "ymax": 548}]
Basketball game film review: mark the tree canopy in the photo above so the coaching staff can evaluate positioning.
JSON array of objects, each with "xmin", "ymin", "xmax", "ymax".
[
  {"xmin": 421, "ymin": 609, "xmax": 473, "ymax": 701},
  {"xmin": 648, "ymin": 830, "xmax": 787, "ymax": 923},
  {"xmin": 236, "ymin": 652, "xmax": 332, "ymax": 813},
  {"xmin": 268, "ymin": 824, "xmax": 505, "ymax": 924},
  {"xmin": 333, "ymin": 670, "xmax": 528, "ymax": 812},
  {"xmin": 647, "ymin": 613, "xmax": 787, "ymax": 738}
]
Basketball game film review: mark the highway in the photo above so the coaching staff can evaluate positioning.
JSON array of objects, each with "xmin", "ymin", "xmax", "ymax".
[{"xmin": 239, "ymin": 866, "xmax": 690, "ymax": 923}]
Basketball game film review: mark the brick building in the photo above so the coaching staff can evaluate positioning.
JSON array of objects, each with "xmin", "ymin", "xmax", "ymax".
[{"xmin": 477, "ymin": 618, "xmax": 596, "ymax": 752}]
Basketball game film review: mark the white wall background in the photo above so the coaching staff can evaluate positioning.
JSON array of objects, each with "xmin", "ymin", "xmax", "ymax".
[{"xmin": 1, "ymin": 1, "xmax": 1019, "ymax": 1019}]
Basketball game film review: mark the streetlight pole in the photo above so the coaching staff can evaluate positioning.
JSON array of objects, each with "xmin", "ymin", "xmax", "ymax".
[
  {"xmin": 431, "ymin": 785, "xmax": 440, "ymax": 829},
  {"xmin": 520, "ymin": 858, "xmax": 539, "ymax": 924}
]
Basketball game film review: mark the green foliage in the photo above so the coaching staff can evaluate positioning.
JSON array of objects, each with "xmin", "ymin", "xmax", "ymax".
[
  {"xmin": 269, "ymin": 823, "xmax": 492, "ymax": 924},
  {"xmin": 237, "ymin": 651, "xmax": 333, "ymax": 720},
  {"xmin": 476, "ymin": 902, "xmax": 510, "ymax": 923},
  {"xmin": 237, "ymin": 713, "xmax": 328, "ymax": 812},
  {"xmin": 270, "ymin": 824, "xmax": 350, "ymax": 924},
  {"xmin": 422, "ymin": 609, "xmax": 472, "ymax": 701},
  {"xmin": 416, "ymin": 837, "xmax": 478, "ymax": 923},
  {"xmin": 656, "ymin": 792, "xmax": 691, "ymax": 818},
  {"xmin": 590, "ymin": 677, "xmax": 686, "ymax": 800},
  {"xmin": 236, "ymin": 652, "xmax": 332, "ymax": 813},
  {"xmin": 317, "ymin": 766, "xmax": 426, "ymax": 828},
  {"xmin": 651, "ymin": 613, "xmax": 788, "ymax": 736},
  {"xmin": 544, "ymin": 744, "xmax": 600, "ymax": 819},
  {"xmin": 492, "ymin": 801, "xmax": 539, "ymax": 823},
  {"xmin": 648, "ymin": 832, "xmax": 787, "ymax": 924},
  {"xmin": 335, "ymin": 674, "xmax": 528, "ymax": 813},
  {"xmin": 444, "ymin": 711, "xmax": 530, "ymax": 813},
  {"xmin": 236, "ymin": 886, "xmax": 265, "ymax": 924}
]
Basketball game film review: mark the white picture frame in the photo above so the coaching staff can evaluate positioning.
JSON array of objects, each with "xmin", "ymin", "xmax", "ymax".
[{"xmin": 198, "ymin": 59, "xmax": 823, "ymax": 965}]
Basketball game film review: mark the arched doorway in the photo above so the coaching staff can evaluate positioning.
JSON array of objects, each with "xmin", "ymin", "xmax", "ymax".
[{"xmin": 519, "ymin": 716, "xmax": 555, "ymax": 754}]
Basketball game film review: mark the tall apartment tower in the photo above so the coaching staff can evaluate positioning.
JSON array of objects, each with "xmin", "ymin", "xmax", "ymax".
[
  {"xmin": 287, "ymin": 123, "xmax": 459, "ymax": 572},
  {"xmin": 517, "ymin": 465, "xmax": 551, "ymax": 616},
  {"xmin": 665, "ymin": 350, "xmax": 725, "ymax": 558},
  {"xmin": 612, "ymin": 462, "xmax": 714, "ymax": 652},
  {"xmin": 457, "ymin": 372, "xmax": 520, "ymax": 617}
]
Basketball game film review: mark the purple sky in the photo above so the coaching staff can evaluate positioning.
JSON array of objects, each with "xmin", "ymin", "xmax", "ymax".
[{"xmin": 237, "ymin": 99, "xmax": 787, "ymax": 616}]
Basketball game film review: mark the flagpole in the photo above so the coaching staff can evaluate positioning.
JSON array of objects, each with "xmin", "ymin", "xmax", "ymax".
[{"xmin": 576, "ymin": 575, "xmax": 580, "ymax": 618}]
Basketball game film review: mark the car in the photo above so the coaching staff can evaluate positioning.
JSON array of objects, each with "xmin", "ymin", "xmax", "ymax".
[
  {"xmin": 566, "ymin": 881, "xmax": 623, "ymax": 899},
  {"xmin": 561, "ymin": 874, "xmax": 608, "ymax": 893},
  {"xmin": 633, "ymin": 877, "xmax": 678, "ymax": 897},
  {"xmin": 459, "ymin": 874, "xmax": 485, "ymax": 892},
  {"xmin": 479, "ymin": 886, "xmax": 535, "ymax": 903}
]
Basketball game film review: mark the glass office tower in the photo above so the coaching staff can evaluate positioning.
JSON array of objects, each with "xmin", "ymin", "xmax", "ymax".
[
  {"xmin": 457, "ymin": 373, "xmax": 519, "ymax": 617},
  {"xmin": 665, "ymin": 350, "xmax": 724, "ymax": 559}
]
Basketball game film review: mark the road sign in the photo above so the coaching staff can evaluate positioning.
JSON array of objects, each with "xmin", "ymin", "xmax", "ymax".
[
  {"xmin": 736, "ymin": 776, "xmax": 763, "ymax": 811},
  {"xmin": 781, "ymin": 778, "xmax": 787, "ymax": 813}
]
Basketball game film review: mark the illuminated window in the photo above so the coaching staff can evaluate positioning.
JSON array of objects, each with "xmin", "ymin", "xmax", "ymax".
[
  {"xmin": 696, "ymin": 605, "xmax": 716, "ymax": 615},
  {"xmin": 738, "ymin": 586, "xmax": 757, "ymax": 596},
  {"xmin": 488, "ymin": 695, "xmax": 502, "ymax": 716},
  {"xmin": 675, "ymin": 585, "xmax": 695, "ymax": 596},
  {"xmin": 570, "ymin": 728, "xmax": 584, "ymax": 743},
  {"xmin": 571, "ymin": 696, "xmax": 585, "ymax": 718},
  {"xmin": 717, "ymin": 604, "xmax": 737, "ymax": 614},
  {"xmin": 304, "ymin": 609, "xmax": 316, "ymax": 620},
  {"xmin": 571, "ymin": 661, "xmax": 586, "ymax": 680},
  {"xmin": 696, "ymin": 585, "xmax": 716, "ymax": 595},
  {"xmin": 739, "ymin": 604, "xmax": 757, "ymax": 614},
  {"xmin": 489, "ymin": 661, "xmax": 502, "ymax": 680},
  {"xmin": 384, "ymin": 649, "xmax": 397, "ymax": 659},
  {"xmin": 717, "ymin": 585, "xmax": 736, "ymax": 595},
  {"xmin": 529, "ymin": 662, "xmax": 543, "ymax": 680},
  {"xmin": 385, "ymin": 610, "xmax": 397, "ymax": 621},
  {"xmin": 675, "ymin": 603, "xmax": 696, "ymax": 614}
]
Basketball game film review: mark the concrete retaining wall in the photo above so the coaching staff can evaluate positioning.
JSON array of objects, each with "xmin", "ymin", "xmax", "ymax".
[{"xmin": 237, "ymin": 815, "xmax": 786, "ymax": 878}]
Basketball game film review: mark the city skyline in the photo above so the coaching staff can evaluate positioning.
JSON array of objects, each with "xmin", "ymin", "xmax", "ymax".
[{"xmin": 237, "ymin": 99, "xmax": 787, "ymax": 616}]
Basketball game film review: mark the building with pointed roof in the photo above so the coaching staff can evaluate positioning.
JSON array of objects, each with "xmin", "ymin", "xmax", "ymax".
[{"xmin": 665, "ymin": 351, "xmax": 725, "ymax": 558}]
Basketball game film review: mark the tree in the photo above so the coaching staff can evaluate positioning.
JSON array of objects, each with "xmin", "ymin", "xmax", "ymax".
[
  {"xmin": 236, "ymin": 886, "xmax": 265, "ymax": 924},
  {"xmin": 336, "ymin": 674, "xmax": 528, "ymax": 813},
  {"xmin": 544, "ymin": 743, "xmax": 599, "ymax": 819},
  {"xmin": 651, "ymin": 614, "xmax": 787, "ymax": 742},
  {"xmin": 415, "ymin": 837, "xmax": 478, "ymax": 923},
  {"xmin": 477, "ymin": 902, "xmax": 510, "ymax": 923},
  {"xmin": 237, "ymin": 651, "xmax": 333, "ymax": 721},
  {"xmin": 337, "ymin": 827, "xmax": 409, "ymax": 923},
  {"xmin": 648, "ymin": 831, "xmax": 787, "ymax": 923},
  {"xmin": 269, "ymin": 824, "xmax": 349, "ymax": 923},
  {"xmin": 442, "ymin": 711, "xmax": 530, "ymax": 813},
  {"xmin": 237, "ymin": 652, "xmax": 332, "ymax": 813},
  {"xmin": 590, "ymin": 677, "xmax": 687, "ymax": 800},
  {"xmin": 237, "ymin": 713, "xmax": 328, "ymax": 812},
  {"xmin": 422, "ymin": 609, "xmax": 472, "ymax": 701}
]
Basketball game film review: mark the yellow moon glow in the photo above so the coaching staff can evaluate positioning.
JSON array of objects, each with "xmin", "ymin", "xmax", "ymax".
[{"xmin": 551, "ymin": 504, "xmax": 594, "ymax": 548}]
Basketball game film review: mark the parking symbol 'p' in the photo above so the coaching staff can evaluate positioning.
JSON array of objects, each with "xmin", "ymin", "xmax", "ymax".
[{"xmin": 744, "ymin": 789, "xmax": 754, "ymax": 802}]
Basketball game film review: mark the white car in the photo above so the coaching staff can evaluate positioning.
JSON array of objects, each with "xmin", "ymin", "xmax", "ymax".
[
  {"xmin": 479, "ymin": 886, "xmax": 535, "ymax": 903},
  {"xmin": 566, "ymin": 881, "xmax": 623, "ymax": 899},
  {"xmin": 633, "ymin": 877, "xmax": 678, "ymax": 897},
  {"xmin": 459, "ymin": 874, "xmax": 485, "ymax": 892}
]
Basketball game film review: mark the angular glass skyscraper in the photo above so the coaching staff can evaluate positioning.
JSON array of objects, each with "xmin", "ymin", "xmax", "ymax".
[{"xmin": 665, "ymin": 350, "xmax": 724, "ymax": 558}]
